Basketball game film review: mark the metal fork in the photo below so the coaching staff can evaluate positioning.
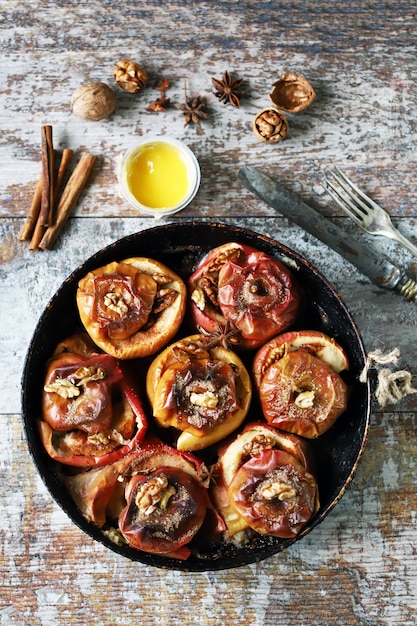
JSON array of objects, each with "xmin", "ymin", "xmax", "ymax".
[{"xmin": 323, "ymin": 166, "xmax": 417, "ymax": 258}]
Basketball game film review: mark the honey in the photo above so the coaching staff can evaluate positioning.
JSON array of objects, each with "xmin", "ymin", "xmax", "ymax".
[{"xmin": 123, "ymin": 140, "xmax": 198, "ymax": 213}]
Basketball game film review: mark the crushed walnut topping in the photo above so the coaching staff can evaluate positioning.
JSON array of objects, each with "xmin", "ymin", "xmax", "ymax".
[
  {"xmin": 254, "ymin": 468, "xmax": 299, "ymax": 502},
  {"xmin": 191, "ymin": 287, "xmax": 205, "ymax": 311},
  {"xmin": 44, "ymin": 378, "xmax": 80, "ymax": 399},
  {"xmin": 242, "ymin": 434, "xmax": 275, "ymax": 458},
  {"xmin": 73, "ymin": 366, "xmax": 106, "ymax": 385},
  {"xmin": 190, "ymin": 390, "xmax": 219, "ymax": 408},
  {"xmin": 259, "ymin": 479, "xmax": 297, "ymax": 501},
  {"xmin": 262, "ymin": 345, "xmax": 288, "ymax": 375},
  {"xmin": 87, "ymin": 429, "xmax": 130, "ymax": 447},
  {"xmin": 193, "ymin": 247, "xmax": 242, "ymax": 311},
  {"xmin": 104, "ymin": 291, "xmax": 129, "ymax": 316},
  {"xmin": 151, "ymin": 272, "xmax": 172, "ymax": 285},
  {"xmin": 44, "ymin": 366, "xmax": 105, "ymax": 399},
  {"xmin": 173, "ymin": 339, "xmax": 208, "ymax": 359},
  {"xmin": 153, "ymin": 287, "xmax": 178, "ymax": 314},
  {"xmin": 294, "ymin": 389, "xmax": 315, "ymax": 409},
  {"xmin": 207, "ymin": 247, "xmax": 242, "ymax": 274},
  {"xmin": 134, "ymin": 474, "xmax": 176, "ymax": 516},
  {"xmin": 200, "ymin": 275, "xmax": 218, "ymax": 307}
]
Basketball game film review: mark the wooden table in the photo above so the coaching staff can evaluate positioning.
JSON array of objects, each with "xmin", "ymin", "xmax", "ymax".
[{"xmin": 2, "ymin": 1, "xmax": 417, "ymax": 624}]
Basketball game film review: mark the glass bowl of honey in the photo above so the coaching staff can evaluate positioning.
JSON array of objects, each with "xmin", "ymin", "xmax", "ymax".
[{"xmin": 118, "ymin": 136, "xmax": 201, "ymax": 218}]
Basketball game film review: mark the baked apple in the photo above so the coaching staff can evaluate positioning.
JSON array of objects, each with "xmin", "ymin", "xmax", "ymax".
[
  {"xmin": 228, "ymin": 448, "xmax": 319, "ymax": 538},
  {"xmin": 119, "ymin": 466, "xmax": 207, "ymax": 557},
  {"xmin": 76, "ymin": 257, "xmax": 187, "ymax": 359},
  {"xmin": 217, "ymin": 422, "xmax": 312, "ymax": 487},
  {"xmin": 146, "ymin": 334, "xmax": 252, "ymax": 451},
  {"xmin": 66, "ymin": 442, "xmax": 210, "ymax": 559},
  {"xmin": 39, "ymin": 333, "xmax": 147, "ymax": 467},
  {"xmin": 63, "ymin": 451, "xmax": 132, "ymax": 527},
  {"xmin": 210, "ymin": 423, "xmax": 319, "ymax": 539},
  {"xmin": 253, "ymin": 329, "xmax": 349, "ymax": 388},
  {"xmin": 118, "ymin": 444, "xmax": 226, "ymax": 558},
  {"xmin": 253, "ymin": 331, "xmax": 348, "ymax": 438},
  {"xmin": 188, "ymin": 242, "xmax": 300, "ymax": 350}
]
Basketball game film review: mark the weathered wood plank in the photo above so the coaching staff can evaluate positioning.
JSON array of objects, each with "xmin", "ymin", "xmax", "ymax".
[
  {"xmin": 1, "ymin": 410, "xmax": 416, "ymax": 625},
  {"xmin": 2, "ymin": 3, "xmax": 417, "ymax": 220}
]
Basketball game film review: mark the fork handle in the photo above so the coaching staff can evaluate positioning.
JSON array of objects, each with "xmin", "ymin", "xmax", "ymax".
[
  {"xmin": 396, "ymin": 275, "xmax": 417, "ymax": 306},
  {"xmin": 390, "ymin": 228, "xmax": 417, "ymax": 258}
]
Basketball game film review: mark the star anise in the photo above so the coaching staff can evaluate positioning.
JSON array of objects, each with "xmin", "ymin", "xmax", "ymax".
[
  {"xmin": 201, "ymin": 463, "xmax": 220, "ymax": 487},
  {"xmin": 175, "ymin": 92, "xmax": 208, "ymax": 127},
  {"xmin": 154, "ymin": 78, "xmax": 170, "ymax": 93},
  {"xmin": 212, "ymin": 71, "xmax": 243, "ymax": 107},
  {"xmin": 147, "ymin": 79, "xmax": 171, "ymax": 112},
  {"xmin": 198, "ymin": 321, "xmax": 240, "ymax": 351},
  {"xmin": 147, "ymin": 97, "xmax": 170, "ymax": 112}
]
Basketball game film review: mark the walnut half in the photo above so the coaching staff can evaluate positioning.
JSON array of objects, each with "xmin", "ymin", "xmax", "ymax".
[
  {"xmin": 134, "ymin": 475, "xmax": 176, "ymax": 516},
  {"xmin": 114, "ymin": 60, "xmax": 148, "ymax": 93},
  {"xmin": 253, "ymin": 107, "xmax": 288, "ymax": 143},
  {"xmin": 269, "ymin": 72, "xmax": 315, "ymax": 113}
]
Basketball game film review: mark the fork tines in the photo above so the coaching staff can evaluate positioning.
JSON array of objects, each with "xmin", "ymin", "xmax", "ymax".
[
  {"xmin": 323, "ymin": 167, "xmax": 376, "ymax": 224},
  {"xmin": 323, "ymin": 167, "xmax": 417, "ymax": 257}
]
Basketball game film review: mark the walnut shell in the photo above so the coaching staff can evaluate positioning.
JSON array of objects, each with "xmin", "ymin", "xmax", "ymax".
[
  {"xmin": 70, "ymin": 82, "xmax": 116, "ymax": 121},
  {"xmin": 269, "ymin": 73, "xmax": 315, "ymax": 113},
  {"xmin": 253, "ymin": 107, "xmax": 289, "ymax": 143},
  {"xmin": 114, "ymin": 60, "xmax": 148, "ymax": 93}
]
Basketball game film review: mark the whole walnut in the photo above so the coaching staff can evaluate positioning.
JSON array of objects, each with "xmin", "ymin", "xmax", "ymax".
[{"xmin": 70, "ymin": 82, "xmax": 116, "ymax": 121}]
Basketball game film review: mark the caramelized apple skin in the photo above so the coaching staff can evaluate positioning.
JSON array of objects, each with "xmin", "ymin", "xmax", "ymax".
[
  {"xmin": 188, "ymin": 242, "xmax": 300, "ymax": 350},
  {"xmin": 228, "ymin": 448, "xmax": 319, "ymax": 538},
  {"xmin": 257, "ymin": 349, "xmax": 348, "ymax": 438},
  {"xmin": 146, "ymin": 334, "xmax": 252, "ymax": 451},
  {"xmin": 119, "ymin": 466, "xmax": 207, "ymax": 554},
  {"xmin": 40, "ymin": 334, "xmax": 147, "ymax": 466},
  {"xmin": 76, "ymin": 258, "xmax": 187, "ymax": 359}
]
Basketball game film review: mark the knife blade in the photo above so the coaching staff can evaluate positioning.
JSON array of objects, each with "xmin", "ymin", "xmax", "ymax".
[{"xmin": 238, "ymin": 166, "xmax": 417, "ymax": 306}]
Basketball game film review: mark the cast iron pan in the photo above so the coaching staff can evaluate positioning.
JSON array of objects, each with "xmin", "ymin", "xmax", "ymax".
[{"xmin": 21, "ymin": 222, "xmax": 371, "ymax": 571}]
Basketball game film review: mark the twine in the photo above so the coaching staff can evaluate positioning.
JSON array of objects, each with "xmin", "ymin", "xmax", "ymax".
[{"xmin": 360, "ymin": 348, "xmax": 417, "ymax": 408}]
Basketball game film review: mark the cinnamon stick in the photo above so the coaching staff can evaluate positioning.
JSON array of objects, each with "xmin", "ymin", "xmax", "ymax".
[
  {"xmin": 39, "ymin": 125, "xmax": 54, "ymax": 226},
  {"xmin": 29, "ymin": 217, "xmax": 47, "ymax": 251},
  {"xmin": 20, "ymin": 145, "xmax": 61, "ymax": 242},
  {"xmin": 18, "ymin": 174, "xmax": 43, "ymax": 241},
  {"xmin": 53, "ymin": 148, "xmax": 74, "ymax": 205},
  {"xmin": 39, "ymin": 152, "xmax": 96, "ymax": 250},
  {"xmin": 28, "ymin": 149, "xmax": 74, "ymax": 250}
]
